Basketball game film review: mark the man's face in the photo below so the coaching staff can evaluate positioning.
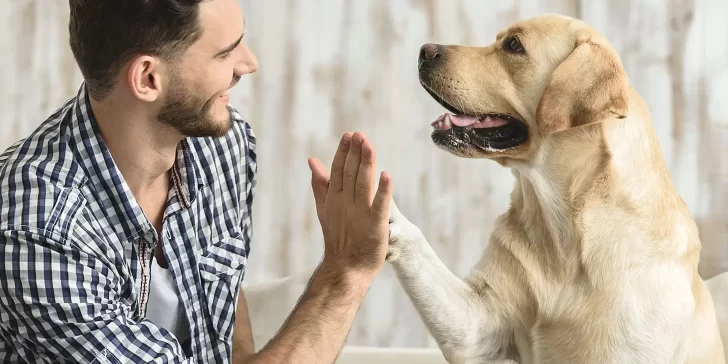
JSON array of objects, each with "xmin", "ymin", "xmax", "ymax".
[{"xmin": 158, "ymin": 0, "xmax": 258, "ymax": 138}]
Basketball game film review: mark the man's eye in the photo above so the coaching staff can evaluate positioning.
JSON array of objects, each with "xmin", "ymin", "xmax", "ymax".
[{"xmin": 504, "ymin": 36, "xmax": 525, "ymax": 54}]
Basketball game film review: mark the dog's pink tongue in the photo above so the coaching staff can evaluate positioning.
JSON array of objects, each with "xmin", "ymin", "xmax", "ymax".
[
  {"xmin": 449, "ymin": 114, "xmax": 480, "ymax": 127},
  {"xmin": 450, "ymin": 114, "xmax": 509, "ymax": 128}
]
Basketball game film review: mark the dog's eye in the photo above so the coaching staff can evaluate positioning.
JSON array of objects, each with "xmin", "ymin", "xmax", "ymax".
[{"xmin": 504, "ymin": 36, "xmax": 525, "ymax": 54}]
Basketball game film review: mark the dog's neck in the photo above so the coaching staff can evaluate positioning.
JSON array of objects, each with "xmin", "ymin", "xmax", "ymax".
[{"xmin": 507, "ymin": 94, "xmax": 698, "ymax": 266}]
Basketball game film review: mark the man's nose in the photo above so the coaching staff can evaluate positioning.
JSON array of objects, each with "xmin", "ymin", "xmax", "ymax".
[{"xmin": 235, "ymin": 43, "xmax": 259, "ymax": 76}]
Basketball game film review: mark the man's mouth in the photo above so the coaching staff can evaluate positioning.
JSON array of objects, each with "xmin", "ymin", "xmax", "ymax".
[
  {"xmin": 219, "ymin": 76, "xmax": 240, "ymax": 101},
  {"xmin": 229, "ymin": 76, "xmax": 241, "ymax": 89},
  {"xmin": 218, "ymin": 92, "xmax": 230, "ymax": 103},
  {"xmin": 423, "ymin": 86, "xmax": 528, "ymax": 153}
]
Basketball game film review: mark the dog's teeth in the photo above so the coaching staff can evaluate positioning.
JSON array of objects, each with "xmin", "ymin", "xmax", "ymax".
[
  {"xmin": 444, "ymin": 114, "xmax": 452, "ymax": 128},
  {"xmin": 484, "ymin": 115, "xmax": 492, "ymax": 122}
]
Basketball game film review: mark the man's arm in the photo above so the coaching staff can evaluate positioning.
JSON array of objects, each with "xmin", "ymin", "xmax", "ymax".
[
  {"xmin": 0, "ymin": 230, "xmax": 193, "ymax": 364},
  {"xmin": 242, "ymin": 261, "xmax": 372, "ymax": 364},
  {"xmin": 240, "ymin": 132, "xmax": 392, "ymax": 364},
  {"xmin": 230, "ymin": 259, "xmax": 370, "ymax": 364}
]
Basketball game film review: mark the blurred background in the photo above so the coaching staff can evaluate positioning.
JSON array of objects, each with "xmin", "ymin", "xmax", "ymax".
[{"xmin": 1, "ymin": 0, "xmax": 726, "ymax": 349}]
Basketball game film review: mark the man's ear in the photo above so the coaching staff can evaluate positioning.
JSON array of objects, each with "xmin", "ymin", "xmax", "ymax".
[
  {"xmin": 536, "ymin": 24, "xmax": 630, "ymax": 134},
  {"xmin": 127, "ymin": 55, "xmax": 163, "ymax": 103}
]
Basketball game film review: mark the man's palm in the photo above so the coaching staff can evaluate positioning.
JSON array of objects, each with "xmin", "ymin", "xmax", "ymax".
[{"xmin": 308, "ymin": 132, "xmax": 392, "ymax": 273}]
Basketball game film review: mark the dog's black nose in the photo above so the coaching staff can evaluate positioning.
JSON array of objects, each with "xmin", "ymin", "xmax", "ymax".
[{"xmin": 419, "ymin": 43, "xmax": 441, "ymax": 63}]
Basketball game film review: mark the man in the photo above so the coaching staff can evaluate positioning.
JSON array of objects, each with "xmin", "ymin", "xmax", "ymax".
[{"xmin": 0, "ymin": 0, "xmax": 393, "ymax": 363}]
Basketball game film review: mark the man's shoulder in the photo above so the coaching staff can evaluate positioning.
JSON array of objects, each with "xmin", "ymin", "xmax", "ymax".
[{"xmin": 0, "ymin": 98, "xmax": 87, "ymax": 234}]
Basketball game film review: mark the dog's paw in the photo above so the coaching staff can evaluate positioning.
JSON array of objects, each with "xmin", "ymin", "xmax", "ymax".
[{"xmin": 387, "ymin": 198, "xmax": 422, "ymax": 262}]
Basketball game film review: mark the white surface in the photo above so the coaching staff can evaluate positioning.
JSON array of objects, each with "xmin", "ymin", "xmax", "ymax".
[{"xmin": 337, "ymin": 347, "xmax": 447, "ymax": 364}]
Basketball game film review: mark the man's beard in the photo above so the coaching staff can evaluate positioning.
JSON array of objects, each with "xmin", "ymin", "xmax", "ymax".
[{"xmin": 157, "ymin": 73, "xmax": 240, "ymax": 138}]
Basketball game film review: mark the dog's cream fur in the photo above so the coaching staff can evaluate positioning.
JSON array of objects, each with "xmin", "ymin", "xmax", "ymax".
[{"xmin": 387, "ymin": 14, "xmax": 726, "ymax": 364}]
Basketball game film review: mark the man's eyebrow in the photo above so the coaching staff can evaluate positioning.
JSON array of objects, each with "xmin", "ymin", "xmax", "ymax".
[{"xmin": 215, "ymin": 34, "xmax": 244, "ymax": 57}]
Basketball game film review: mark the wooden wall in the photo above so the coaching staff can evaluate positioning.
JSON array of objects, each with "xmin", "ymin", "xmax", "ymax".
[{"xmin": 1, "ymin": 0, "xmax": 726, "ymax": 348}]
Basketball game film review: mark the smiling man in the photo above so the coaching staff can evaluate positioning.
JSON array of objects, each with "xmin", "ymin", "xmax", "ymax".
[{"xmin": 0, "ymin": 1, "xmax": 393, "ymax": 363}]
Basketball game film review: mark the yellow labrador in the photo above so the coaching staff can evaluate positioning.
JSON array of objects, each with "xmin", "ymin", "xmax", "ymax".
[{"xmin": 387, "ymin": 14, "xmax": 726, "ymax": 364}]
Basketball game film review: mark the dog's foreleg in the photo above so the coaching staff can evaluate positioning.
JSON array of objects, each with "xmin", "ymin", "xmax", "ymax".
[{"xmin": 387, "ymin": 200, "xmax": 516, "ymax": 364}]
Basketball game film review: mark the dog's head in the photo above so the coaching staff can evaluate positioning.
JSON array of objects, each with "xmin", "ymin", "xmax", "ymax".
[{"xmin": 420, "ymin": 14, "xmax": 630, "ymax": 161}]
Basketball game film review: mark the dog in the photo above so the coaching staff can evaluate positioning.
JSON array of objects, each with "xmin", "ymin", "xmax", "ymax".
[{"xmin": 386, "ymin": 14, "xmax": 726, "ymax": 364}]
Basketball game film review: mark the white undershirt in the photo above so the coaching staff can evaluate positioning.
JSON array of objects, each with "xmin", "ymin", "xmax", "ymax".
[{"xmin": 146, "ymin": 257, "xmax": 190, "ymax": 345}]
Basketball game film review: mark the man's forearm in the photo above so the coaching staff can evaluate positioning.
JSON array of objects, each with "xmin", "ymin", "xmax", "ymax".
[{"xmin": 244, "ymin": 260, "xmax": 373, "ymax": 364}]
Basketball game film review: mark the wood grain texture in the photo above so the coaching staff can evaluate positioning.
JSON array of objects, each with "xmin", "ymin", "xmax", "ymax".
[{"xmin": 1, "ymin": 0, "xmax": 725, "ymax": 348}]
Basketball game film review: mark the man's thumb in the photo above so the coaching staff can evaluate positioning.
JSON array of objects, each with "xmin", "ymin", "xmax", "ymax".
[{"xmin": 308, "ymin": 158, "xmax": 329, "ymax": 212}]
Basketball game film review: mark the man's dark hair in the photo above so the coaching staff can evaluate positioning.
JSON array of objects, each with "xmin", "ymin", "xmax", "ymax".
[{"xmin": 68, "ymin": 0, "xmax": 205, "ymax": 100}]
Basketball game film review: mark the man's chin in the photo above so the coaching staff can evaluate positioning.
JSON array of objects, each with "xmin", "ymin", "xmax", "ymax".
[
  {"xmin": 172, "ymin": 113, "xmax": 232, "ymax": 139},
  {"xmin": 209, "ymin": 105, "xmax": 233, "ymax": 135},
  {"xmin": 158, "ymin": 94, "xmax": 233, "ymax": 139},
  {"xmin": 185, "ymin": 120, "xmax": 232, "ymax": 138}
]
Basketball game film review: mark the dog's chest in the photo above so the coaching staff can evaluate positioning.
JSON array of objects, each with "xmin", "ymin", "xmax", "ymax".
[{"xmin": 516, "ymin": 269, "xmax": 697, "ymax": 363}]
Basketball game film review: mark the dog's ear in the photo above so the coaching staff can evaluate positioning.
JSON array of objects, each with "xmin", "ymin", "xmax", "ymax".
[{"xmin": 536, "ymin": 23, "xmax": 629, "ymax": 134}]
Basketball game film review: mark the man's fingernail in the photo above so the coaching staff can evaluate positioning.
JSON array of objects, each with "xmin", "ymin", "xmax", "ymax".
[{"xmin": 353, "ymin": 134, "xmax": 363, "ymax": 144}]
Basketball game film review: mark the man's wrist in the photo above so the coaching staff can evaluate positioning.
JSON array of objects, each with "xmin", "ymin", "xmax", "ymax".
[{"xmin": 315, "ymin": 258, "xmax": 377, "ymax": 299}]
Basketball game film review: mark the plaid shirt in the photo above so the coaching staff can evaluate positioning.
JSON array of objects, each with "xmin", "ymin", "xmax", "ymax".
[{"xmin": 0, "ymin": 84, "xmax": 257, "ymax": 363}]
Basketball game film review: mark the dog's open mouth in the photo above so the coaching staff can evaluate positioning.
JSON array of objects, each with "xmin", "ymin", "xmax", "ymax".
[{"xmin": 424, "ymin": 87, "xmax": 528, "ymax": 152}]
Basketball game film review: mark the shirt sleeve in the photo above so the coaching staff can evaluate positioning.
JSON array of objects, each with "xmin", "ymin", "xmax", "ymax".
[{"xmin": 0, "ymin": 229, "xmax": 195, "ymax": 364}]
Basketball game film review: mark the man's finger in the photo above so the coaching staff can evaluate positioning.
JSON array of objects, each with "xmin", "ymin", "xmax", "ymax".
[
  {"xmin": 342, "ymin": 132, "xmax": 364, "ymax": 200},
  {"xmin": 354, "ymin": 138, "xmax": 376, "ymax": 207},
  {"xmin": 308, "ymin": 157, "xmax": 329, "ymax": 218},
  {"xmin": 371, "ymin": 171, "xmax": 393, "ymax": 222},
  {"xmin": 329, "ymin": 133, "xmax": 352, "ymax": 192}
]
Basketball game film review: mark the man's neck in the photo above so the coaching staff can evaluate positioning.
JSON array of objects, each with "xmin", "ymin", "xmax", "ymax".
[{"xmin": 89, "ymin": 93, "xmax": 182, "ymax": 200}]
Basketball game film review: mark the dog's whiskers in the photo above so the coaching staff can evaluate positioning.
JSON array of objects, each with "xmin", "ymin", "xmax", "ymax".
[
  {"xmin": 463, "ymin": 87, "xmax": 479, "ymax": 117},
  {"xmin": 435, "ymin": 72, "xmax": 448, "ymax": 112}
]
